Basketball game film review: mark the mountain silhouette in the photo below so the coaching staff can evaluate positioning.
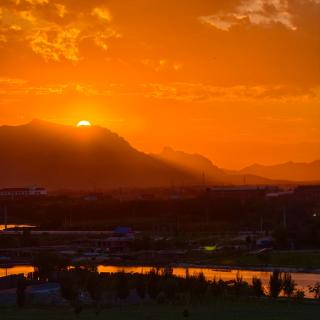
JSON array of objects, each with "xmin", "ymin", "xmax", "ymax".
[
  {"xmin": 237, "ymin": 161, "xmax": 320, "ymax": 182},
  {"xmin": 153, "ymin": 147, "xmax": 286, "ymax": 186},
  {"xmin": 154, "ymin": 147, "xmax": 227, "ymax": 184},
  {"xmin": 0, "ymin": 120, "xmax": 296, "ymax": 190},
  {"xmin": 0, "ymin": 120, "xmax": 196, "ymax": 190}
]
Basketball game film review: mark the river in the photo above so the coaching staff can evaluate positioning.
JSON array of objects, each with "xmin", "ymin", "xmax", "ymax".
[
  {"xmin": 1, "ymin": 265, "xmax": 319, "ymax": 298},
  {"xmin": 0, "ymin": 224, "xmax": 36, "ymax": 231}
]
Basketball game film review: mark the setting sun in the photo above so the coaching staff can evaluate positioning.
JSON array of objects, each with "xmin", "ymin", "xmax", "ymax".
[{"xmin": 77, "ymin": 120, "xmax": 92, "ymax": 128}]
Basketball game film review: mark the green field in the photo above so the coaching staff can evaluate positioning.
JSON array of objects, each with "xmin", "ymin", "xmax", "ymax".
[
  {"xmin": 201, "ymin": 251, "xmax": 320, "ymax": 269},
  {"xmin": 1, "ymin": 300, "xmax": 320, "ymax": 320}
]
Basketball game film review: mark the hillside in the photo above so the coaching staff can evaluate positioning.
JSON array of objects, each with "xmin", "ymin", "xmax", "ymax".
[
  {"xmin": 154, "ymin": 147, "xmax": 284, "ymax": 186},
  {"xmin": 0, "ymin": 120, "xmax": 195, "ymax": 190}
]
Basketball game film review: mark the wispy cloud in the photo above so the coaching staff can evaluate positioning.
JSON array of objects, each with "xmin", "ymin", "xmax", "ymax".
[
  {"xmin": 138, "ymin": 83, "xmax": 319, "ymax": 103},
  {"xmin": 0, "ymin": 78, "xmax": 318, "ymax": 103},
  {"xmin": 0, "ymin": 1, "xmax": 120, "ymax": 62},
  {"xmin": 200, "ymin": 0, "xmax": 297, "ymax": 31},
  {"xmin": 141, "ymin": 59, "xmax": 182, "ymax": 72},
  {"xmin": 91, "ymin": 7, "xmax": 112, "ymax": 22},
  {"xmin": 0, "ymin": 79, "xmax": 101, "ymax": 96}
]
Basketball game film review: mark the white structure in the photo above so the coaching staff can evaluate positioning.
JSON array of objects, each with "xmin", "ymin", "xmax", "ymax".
[{"xmin": 0, "ymin": 187, "xmax": 48, "ymax": 198}]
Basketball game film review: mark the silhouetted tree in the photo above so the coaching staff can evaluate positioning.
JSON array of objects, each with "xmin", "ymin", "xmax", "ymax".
[
  {"xmin": 295, "ymin": 289, "xmax": 305, "ymax": 300},
  {"xmin": 116, "ymin": 272, "xmax": 129, "ymax": 300},
  {"xmin": 233, "ymin": 272, "xmax": 250, "ymax": 296},
  {"xmin": 309, "ymin": 282, "xmax": 320, "ymax": 299},
  {"xmin": 60, "ymin": 274, "xmax": 79, "ymax": 301},
  {"xmin": 16, "ymin": 277, "xmax": 27, "ymax": 308},
  {"xmin": 283, "ymin": 273, "xmax": 296, "ymax": 297},
  {"xmin": 190, "ymin": 273, "xmax": 207, "ymax": 300},
  {"xmin": 33, "ymin": 251, "xmax": 69, "ymax": 280},
  {"xmin": 60, "ymin": 274, "xmax": 83, "ymax": 316},
  {"xmin": 147, "ymin": 271, "xmax": 160, "ymax": 299},
  {"xmin": 269, "ymin": 271, "xmax": 283, "ymax": 298},
  {"xmin": 252, "ymin": 277, "xmax": 264, "ymax": 297},
  {"xmin": 87, "ymin": 273, "xmax": 103, "ymax": 313},
  {"xmin": 135, "ymin": 275, "xmax": 147, "ymax": 299}
]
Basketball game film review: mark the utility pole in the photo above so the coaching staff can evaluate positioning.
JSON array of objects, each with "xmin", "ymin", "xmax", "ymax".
[
  {"xmin": 283, "ymin": 206, "xmax": 287, "ymax": 228},
  {"xmin": 3, "ymin": 205, "xmax": 8, "ymax": 230},
  {"xmin": 202, "ymin": 171, "xmax": 206, "ymax": 188}
]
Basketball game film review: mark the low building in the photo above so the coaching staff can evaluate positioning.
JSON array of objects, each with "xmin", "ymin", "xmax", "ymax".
[{"xmin": 0, "ymin": 187, "xmax": 48, "ymax": 199}]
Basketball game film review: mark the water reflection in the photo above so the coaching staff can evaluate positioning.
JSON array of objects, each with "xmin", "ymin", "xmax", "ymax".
[
  {"xmin": 0, "ymin": 224, "xmax": 36, "ymax": 231},
  {"xmin": 0, "ymin": 265, "xmax": 35, "ymax": 277},
  {"xmin": 98, "ymin": 266, "xmax": 320, "ymax": 298},
  {"xmin": 1, "ymin": 265, "xmax": 319, "ymax": 298}
]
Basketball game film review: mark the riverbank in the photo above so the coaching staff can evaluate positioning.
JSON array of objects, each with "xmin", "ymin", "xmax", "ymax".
[{"xmin": 2, "ymin": 250, "xmax": 320, "ymax": 274}]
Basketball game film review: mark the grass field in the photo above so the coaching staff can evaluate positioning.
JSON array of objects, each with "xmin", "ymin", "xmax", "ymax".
[
  {"xmin": 203, "ymin": 251, "xmax": 320, "ymax": 269},
  {"xmin": 1, "ymin": 300, "xmax": 320, "ymax": 320}
]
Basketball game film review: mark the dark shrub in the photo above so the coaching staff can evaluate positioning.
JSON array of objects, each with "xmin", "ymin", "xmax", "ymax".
[
  {"xmin": 60, "ymin": 274, "xmax": 79, "ymax": 301},
  {"xmin": 269, "ymin": 271, "xmax": 283, "ymax": 298},
  {"xmin": 116, "ymin": 272, "xmax": 129, "ymax": 300},
  {"xmin": 147, "ymin": 271, "xmax": 160, "ymax": 299},
  {"xmin": 252, "ymin": 277, "xmax": 264, "ymax": 297},
  {"xmin": 135, "ymin": 275, "xmax": 147, "ymax": 299},
  {"xmin": 283, "ymin": 273, "xmax": 296, "ymax": 297},
  {"xmin": 309, "ymin": 282, "xmax": 320, "ymax": 299},
  {"xmin": 233, "ymin": 273, "xmax": 250, "ymax": 296},
  {"xmin": 16, "ymin": 277, "xmax": 27, "ymax": 308}
]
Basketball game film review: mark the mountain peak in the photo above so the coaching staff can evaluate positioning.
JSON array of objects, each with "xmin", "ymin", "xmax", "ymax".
[{"xmin": 0, "ymin": 120, "xmax": 196, "ymax": 189}]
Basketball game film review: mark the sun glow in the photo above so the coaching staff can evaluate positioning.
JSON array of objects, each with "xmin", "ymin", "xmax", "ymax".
[{"xmin": 77, "ymin": 120, "xmax": 92, "ymax": 127}]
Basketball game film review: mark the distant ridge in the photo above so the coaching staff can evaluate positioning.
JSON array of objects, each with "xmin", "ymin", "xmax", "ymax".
[
  {"xmin": 153, "ymin": 147, "xmax": 287, "ymax": 186},
  {"xmin": 0, "ymin": 120, "xmax": 195, "ymax": 190},
  {"xmin": 236, "ymin": 161, "xmax": 320, "ymax": 182},
  {"xmin": 0, "ymin": 120, "xmax": 302, "ymax": 190}
]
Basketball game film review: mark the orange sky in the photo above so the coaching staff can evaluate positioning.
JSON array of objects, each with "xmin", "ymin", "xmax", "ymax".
[{"xmin": 0, "ymin": 0, "xmax": 319, "ymax": 169}]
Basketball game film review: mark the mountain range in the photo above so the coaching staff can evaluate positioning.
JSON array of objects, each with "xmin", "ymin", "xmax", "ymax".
[
  {"xmin": 0, "ymin": 120, "xmax": 317, "ymax": 190},
  {"xmin": 0, "ymin": 120, "xmax": 194, "ymax": 189},
  {"xmin": 233, "ymin": 161, "xmax": 320, "ymax": 182}
]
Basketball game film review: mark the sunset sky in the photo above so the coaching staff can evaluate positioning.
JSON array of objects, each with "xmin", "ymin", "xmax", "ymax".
[{"xmin": 0, "ymin": 0, "xmax": 319, "ymax": 169}]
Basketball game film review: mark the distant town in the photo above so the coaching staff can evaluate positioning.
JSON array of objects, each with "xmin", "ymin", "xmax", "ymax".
[{"xmin": 1, "ymin": 183, "xmax": 320, "ymax": 309}]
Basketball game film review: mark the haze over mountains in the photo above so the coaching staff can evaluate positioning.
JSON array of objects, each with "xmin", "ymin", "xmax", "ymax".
[
  {"xmin": 154, "ymin": 147, "xmax": 286, "ymax": 186},
  {"xmin": 234, "ymin": 161, "xmax": 320, "ymax": 182},
  {"xmin": 0, "ymin": 120, "xmax": 318, "ymax": 190}
]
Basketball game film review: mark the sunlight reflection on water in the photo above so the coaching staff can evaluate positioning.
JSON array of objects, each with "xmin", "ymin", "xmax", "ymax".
[{"xmin": 1, "ymin": 265, "xmax": 318, "ymax": 298}]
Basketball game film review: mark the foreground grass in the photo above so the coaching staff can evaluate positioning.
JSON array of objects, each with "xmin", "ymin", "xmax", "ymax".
[{"xmin": 1, "ymin": 300, "xmax": 320, "ymax": 320}]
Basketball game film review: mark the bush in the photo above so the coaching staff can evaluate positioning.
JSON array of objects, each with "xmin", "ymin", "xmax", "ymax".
[
  {"xmin": 252, "ymin": 277, "xmax": 264, "ymax": 297},
  {"xmin": 295, "ymin": 289, "xmax": 305, "ymax": 300},
  {"xmin": 283, "ymin": 273, "xmax": 296, "ymax": 297},
  {"xmin": 147, "ymin": 271, "xmax": 160, "ymax": 299},
  {"xmin": 233, "ymin": 273, "xmax": 250, "ymax": 296},
  {"xmin": 16, "ymin": 277, "xmax": 27, "ymax": 308},
  {"xmin": 60, "ymin": 274, "xmax": 79, "ymax": 301},
  {"xmin": 190, "ymin": 273, "xmax": 207, "ymax": 299},
  {"xmin": 33, "ymin": 251, "xmax": 69, "ymax": 280},
  {"xmin": 87, "ymin": 273, "xmax": 103, "ymax": 302},
  {"xmin": 135, "ymin": 275, "xmax": 147, "ymax": 299},
  {"xmin": 269, "ymin": 271, "xmax": 283, "ymax": 298},
  {"xmin": 309, "ymin": 282, "xmax": 320, "ymax": 299},
  {"xmin": 116, "ymin": 272, "xmax": 129, "ymax": 300}
]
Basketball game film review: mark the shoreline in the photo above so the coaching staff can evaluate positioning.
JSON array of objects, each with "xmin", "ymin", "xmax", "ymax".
[{"xmin": 1, "ymin": 261, "xmax": 320, "ymax": 274}]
